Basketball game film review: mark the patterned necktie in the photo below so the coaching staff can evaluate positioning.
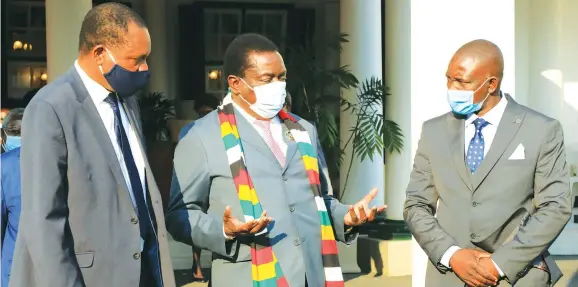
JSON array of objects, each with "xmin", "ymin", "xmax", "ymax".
[
  {"xmin": 255, "ymin": 120, "xmax": 286, "ymax": 167},
  {"xmin": 466, "ymin": 118, "xmax": 489, "ymax": 173}
]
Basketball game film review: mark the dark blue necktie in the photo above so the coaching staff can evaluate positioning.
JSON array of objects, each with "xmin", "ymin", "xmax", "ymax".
[
  {"xmin": 105, "ymin": 94, "xmax": 161, "ymax": 286},
  {"xmin": 466, "ymin": 118, "xmax": 489, "ymax": 174},
  {"xmin": 104, "ymin": 93, "xmax": 152, "ymax": 236}
]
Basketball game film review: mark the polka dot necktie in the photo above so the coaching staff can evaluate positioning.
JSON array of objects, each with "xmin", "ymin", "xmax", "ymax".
[{"xmin": 466, "ymin": 118, "xmax": 490, "ymax": 174}]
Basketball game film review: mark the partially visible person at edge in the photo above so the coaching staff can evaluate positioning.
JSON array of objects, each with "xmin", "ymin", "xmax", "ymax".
[
  {"xmin": 404, "ymin": 39, "xmax": 571, "ymax": 287},
  {"xmin": 176, "ymin": 95, "xmax": 220, "ymax": 283},
  {"xmin": 9, "ymin": 3, "xmax": 175, "ymax": 287},
  {"xmin": 283, "ymin": 90, "xmax": 292, "ymax": 112},
  {"xmin": 178, "ymin": 95, "xmax": 221, "ymax": 139},
  {"xmin": 1, "ymin": 108, "xmax": 24, "ymax": 287},
  {"xmin": 166, "ymin": 33, "xmax": 386, "ymax": 287}
]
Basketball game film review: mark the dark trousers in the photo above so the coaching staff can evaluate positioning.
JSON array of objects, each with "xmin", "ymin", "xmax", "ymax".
[{"xmin": 139, "ymin": 234, "xmax": 161, "ymax": 287}]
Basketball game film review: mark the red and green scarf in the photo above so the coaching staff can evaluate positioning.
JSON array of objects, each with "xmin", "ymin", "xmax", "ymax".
[{"xmin": 218, "ymin": 102, "xmax": 344, "ymax": 287}]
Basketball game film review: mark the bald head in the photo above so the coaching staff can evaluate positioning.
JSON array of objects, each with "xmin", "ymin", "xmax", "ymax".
[
  {"xmin": 454, "ymin": 39, "xmax": 504, "ymax": 78},
  {"xmin": 445, "ymin": 39, "xmax": 504, "ymax": 112}
]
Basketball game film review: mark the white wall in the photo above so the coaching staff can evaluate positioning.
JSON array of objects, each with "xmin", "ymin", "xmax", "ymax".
[
  {"xmin": 522, "ymin": 0, "xmax": 578, "ymax": 167},
  {"xmin": 522, "ymin": 0, "xmax": 578, "ymax": 255}
]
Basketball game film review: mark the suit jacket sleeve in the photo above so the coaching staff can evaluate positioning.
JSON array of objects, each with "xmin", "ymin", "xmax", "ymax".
[
  {"xmin": 491, "ymin": 120, "xmax": 572, "ymax": 281},
  {"xmin": 1, "ymin": 177, "xmax": 6, "ymax": 245},
  {"xmin": 403, "ymin": 123, "xmax": 458, "ymax": 273},
  {"xmin": 19, "ymin": 100, "xmax": 85, "ymax": 286},
  {"xmin": 166, "ymin": 128, "xmax": 237, "ymax": 258},
  {"xmin": 312, "ymin": 126, "xmax": 357, "ymax": 244}
]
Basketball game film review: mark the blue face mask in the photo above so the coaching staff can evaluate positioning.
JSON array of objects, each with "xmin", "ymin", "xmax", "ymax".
[
  {"xmin": 100, "ymin": 49, "xmax": 150, "ymax": 97},
  {"xmin": 447, "ymin": 78, "xmax": 493, "ymax": 115},
  {"xmin": 3, "ymin": 136, "xmax": 21, "ymax": 152}
]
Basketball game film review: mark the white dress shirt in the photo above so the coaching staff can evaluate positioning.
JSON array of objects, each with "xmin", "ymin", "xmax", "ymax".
[
  {"xmin": 74, "ymin": 61, "xmax": 146, "ymax": 207},
  {"xmin": 440, "ymin": 93, "xmax": 508, "ymax": 277}
]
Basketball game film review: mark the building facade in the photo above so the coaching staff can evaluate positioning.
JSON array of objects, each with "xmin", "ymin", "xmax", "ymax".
[{"xmin": 2, "ymin": 0, "xmax": 577, "ymax": 286}]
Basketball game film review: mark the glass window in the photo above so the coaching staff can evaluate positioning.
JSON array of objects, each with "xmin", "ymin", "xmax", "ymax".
[
  {"xmin": 5, "ymin": 1, "xmax": 47, "ymax": 58},
  {"xmin": 8, "ymin": 29, "xmax": 47, "ymax": 58},
  {"xmin": 245, "ymin": 10, "xmax": 287, "ymax": 52},
  {"xmin": 245, "ymin": 14, "xmax": 263, "ymax": 33},
  {"xmin": 6, "ymin": 62, "xmax": 47, "ymax": 99},
  {"xmin": 7, "ymin": 4, "xmax": 28, "ymax": 28},
  {"xmin": 30, "ymin": 6, "xmax": 46, "ymax": 28},
  {"xmin": 203, "ymin": 9, "xmax": 242, "ymax": 61},
  {"xmin": 205, "ymin": 65, "xmax": 225, "ymax": 94}
]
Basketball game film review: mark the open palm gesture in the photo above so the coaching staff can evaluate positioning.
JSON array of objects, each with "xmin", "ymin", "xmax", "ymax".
[{"xmin": 343, "ymin": 188, "xmax": 387, "ymax": 226}]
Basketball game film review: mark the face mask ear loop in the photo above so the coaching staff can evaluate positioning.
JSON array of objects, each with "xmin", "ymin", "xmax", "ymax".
[
  {"xmin": 105, "ymin": 48, "xmax": 117, "ymax": 64},
  {"xmin": 239, "ymin": 77, "xmax": 254, "ymax": 91}
]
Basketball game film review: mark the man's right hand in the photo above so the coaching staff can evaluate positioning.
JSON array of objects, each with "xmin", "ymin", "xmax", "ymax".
[
  {"xmin": 223, "ymin": 206, "xmax": 272, "ymax": 238},
  {"xmin": 449, "ymin": 249, "xmax": 499, "ymax": 287}
]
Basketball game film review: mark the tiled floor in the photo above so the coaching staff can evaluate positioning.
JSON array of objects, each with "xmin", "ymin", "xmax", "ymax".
[{"xmin": 175, "ymin": 256, "xmax": 578, "ymax": 287}]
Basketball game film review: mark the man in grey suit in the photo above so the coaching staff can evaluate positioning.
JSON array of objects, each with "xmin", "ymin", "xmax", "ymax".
[
  {"xmin": 404, "ymin": 39, "xmax": 572, "ymax": 287},
  {"xmin": 10, "ymin": 3, "xmax": 175, "ymax": 287},
  {"xmin": 166, "ymin": 33, "xmax": 385, "ymax": 287}
]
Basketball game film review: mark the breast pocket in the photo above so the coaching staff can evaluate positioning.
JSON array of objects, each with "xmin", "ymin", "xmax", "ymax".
[{"xmin": 75, "ymin": 251, "xmax": 95, "ymax": 268}]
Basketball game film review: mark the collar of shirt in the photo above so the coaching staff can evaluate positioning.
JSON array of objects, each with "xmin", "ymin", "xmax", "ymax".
[
  {"xmin": 222, "ymin": 94, "xmax": 282, "ymax": 126},
  {"xmin": 465, "ymin": 91, "xmax": 508, "ymax": 127},
  {"xmin": 74, "ymin": 60, "xmax": 111, "ymax": 106}
]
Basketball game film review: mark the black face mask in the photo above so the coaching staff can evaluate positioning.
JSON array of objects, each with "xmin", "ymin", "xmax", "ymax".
[{"xmin": 101, "ymin": 49, "xmax": 150, "ymax": 97}]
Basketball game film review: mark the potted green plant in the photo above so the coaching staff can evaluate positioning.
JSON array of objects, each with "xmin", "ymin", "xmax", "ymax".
[
  {"xmin": 286, "ymin": 33, "xmax": 403, "ymax": 200},
  {"xmin": 137, "ymin": 91, "xmax": 176, "ymax": 207}
]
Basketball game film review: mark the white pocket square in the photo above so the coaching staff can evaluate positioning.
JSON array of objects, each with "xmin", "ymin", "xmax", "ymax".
[{"xmin": 508, "ymin": 144, "xmax": 525, "ymax": 160}]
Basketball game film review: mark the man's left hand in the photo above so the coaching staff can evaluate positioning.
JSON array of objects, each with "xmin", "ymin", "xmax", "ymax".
[
  {"xmin": 343, "ymin": 188, "xmax": 387, "ymax": 226},
  {"xmin": 479, "ymin": 257, "xmax": 500, "ymax": 281}
]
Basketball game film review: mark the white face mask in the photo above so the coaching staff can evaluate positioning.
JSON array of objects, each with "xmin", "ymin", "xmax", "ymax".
[{"xmin": 239, "ymin": 78, "xmax": 286, "ymax": 119}]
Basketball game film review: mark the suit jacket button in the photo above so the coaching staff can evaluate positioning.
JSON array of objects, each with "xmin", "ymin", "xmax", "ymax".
[
  {"xmin": 282, "ymin": 176, "xmax": 288, "ymax": 181},
  {"xmin": 470, "ymin": 233, "xmax": 477, "ymax": 239},
  {"xmin": 133, "ymin": 253, "xmax": 141, "ymax": 260},
  {"xmin": 293, "ymin": 239, "xmax": 300, "ymax": 246},
  {"xmin": 290, "ymin": 207, "xmax": 295, "ymax": 212},
  {"xmin": 472, "ymin": 202, "xmax": 479, "ymax": 207},
  {"xmin": 131, "ymin": 217, "xmax": 139, "ymax": 224}
]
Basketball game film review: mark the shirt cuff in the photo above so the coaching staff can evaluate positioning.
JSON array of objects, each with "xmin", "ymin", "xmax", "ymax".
[
  {"xmin": 440, "ymin": 246, "xmax": 461, "ymax": 268},
  {"xmin": 491, "ymin": 259, "xmax": 505, "ymax": 277},
  {"xmin": 223, "ymin": 226, "xmax": 234, "ymax": 240}
]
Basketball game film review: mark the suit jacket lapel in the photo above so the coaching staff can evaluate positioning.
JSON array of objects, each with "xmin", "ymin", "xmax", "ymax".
[
  {"xmin": 447, "ymin": 114, "xmax": 474, "ymax": 191},
  {"xmin": 472, "ymin": 97, "xmax": 526, "ymax": 191},
  {"xmin": 121, "ymin": 97, "xmax": 153, "ymax": 190},
  {"xmin": 282, "ymin": 124, "xmax": 298, "ymax": 173},
  {"xmin": 122, "ymin": 97, "xmax": 145, "ymax": 145},
  {"xmin": 68, "ymin": 68, "xmax": 131, "ymax": 197}
]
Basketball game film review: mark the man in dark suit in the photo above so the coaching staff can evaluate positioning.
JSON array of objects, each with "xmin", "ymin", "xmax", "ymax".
[
  {"xmin": 9, "ymin": 3, "xmax": 175, "ymax": 287},
  {"xmin": 404, "ymin": 39, "xmax": 571, "ymax": 287},
  {"xmin": 1, "ymin": 108, "xmax": 24, "ymax": 287}
]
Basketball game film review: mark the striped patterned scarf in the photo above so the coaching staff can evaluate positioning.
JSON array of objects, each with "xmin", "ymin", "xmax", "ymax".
[{"xmin": 218, "ymin": 102, "xmax": 344, "ymax": 287}]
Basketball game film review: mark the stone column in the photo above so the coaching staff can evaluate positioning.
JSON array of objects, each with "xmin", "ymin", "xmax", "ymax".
[
  {"xmin": 339, "ymin": 0, "xmax": 384, "ymax": 206},
  {"xmin": 144, "ymin": 0, "xmax": 170, "ymax": 98},
  {"xmin": 45, "ymin": 0, "xmax": 92, "ymax": 82}
]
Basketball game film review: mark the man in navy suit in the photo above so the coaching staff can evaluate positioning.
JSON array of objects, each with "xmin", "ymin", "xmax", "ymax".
[{"xmin": 1, "ymin": 108, "xmax": 25, "ymax": 287}]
